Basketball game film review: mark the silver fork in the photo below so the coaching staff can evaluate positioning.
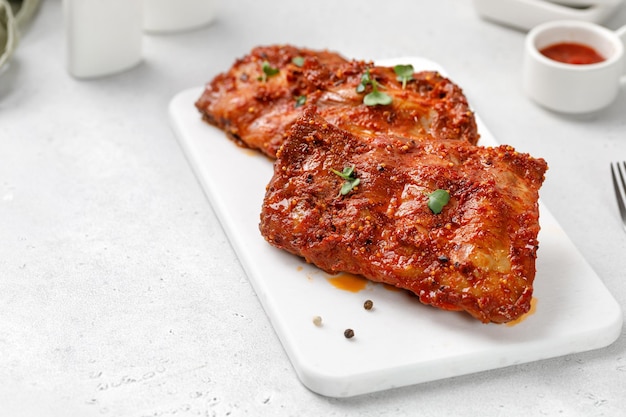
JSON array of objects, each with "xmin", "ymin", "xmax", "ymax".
[{"xmin": 610, "ymin": 162, "xmax": 626, "ymax": 230}]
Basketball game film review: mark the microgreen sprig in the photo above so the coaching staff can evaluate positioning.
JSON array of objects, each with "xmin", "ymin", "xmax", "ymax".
[
  {"xmin": 356, "ymin": 69, "xmax": 372, "ymax": 93},
  {"xmin": 364, "ymin": 84, "xmax": 393, "ymax": 106},
  {"xmin": 331, "ymin": 165, "xmax": 360, "ymax": 196},
  {"xmin": 258, "ymin": 60, "xmax": 279, "ymax": 82},
  {"xmin": 427, "ymin": 189, "xmax": 450, "ymax": 214},
  {"xmin": 394, "ymin": 64, "xmax": 414, "ymax": 89},
  {"xmin": 356, "ymin": 69, "xmax": 392, "ymax": 106},
  {"xmin": 295, "ymin": 95, "xmax": 307, "ymax": 108}
]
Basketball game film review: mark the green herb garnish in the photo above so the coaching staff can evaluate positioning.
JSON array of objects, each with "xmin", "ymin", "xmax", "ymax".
[
  {"xmin": 331, "ymin": 165, "xmax": 360, "ymax": 196},
  {"xmin": 427, "ymin": 189, "xmax": 450, "ymax": 214},
  {"xmin": 292, "ymin": 56, "xmax": 305, "ymax": 67},
  {"xmin": 363, "ymin": 87, "xmax": 393, "ymax": 106},
  {"xmin": 258, "ymin": 60, "xmax": 279, "ymax": 82},
  {"xmin": 295, "ymin": 95, "xmax": 307, "ymax": 108},
  {"xmin": 356, "ymin": 68, "xmax": 392, "ymax": 106},
  {"xmin": 356, "ymin": 69, "xmax": 372, "ymax": 93},
  {"xmin": 394, "ymin": 64, "xmax": 414, "ymax": 89}
]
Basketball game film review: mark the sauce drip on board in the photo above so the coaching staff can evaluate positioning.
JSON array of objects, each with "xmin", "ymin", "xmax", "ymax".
[
  {"xmin": 322, "ymin": 270, "xmax": 536, "ymax": 325},
  {"xmin": 539, "ymin": 42, "xmax": 605, "ymax": 65},
  {"xmin": 326, "ymin": 272, "xmax": 405, "ymax": 293},
  {"xmin": 326, "ymin": 272, "xmax": 369, "ymax": 292}
]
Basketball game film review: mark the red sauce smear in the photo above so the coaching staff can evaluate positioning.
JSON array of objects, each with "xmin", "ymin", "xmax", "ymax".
[{"xmin": 539, "ymin": 42, "xmax": 605, "ymax": 65}]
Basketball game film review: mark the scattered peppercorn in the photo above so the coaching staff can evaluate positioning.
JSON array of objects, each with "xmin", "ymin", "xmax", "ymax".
[
  {"xmin": 312, "ymin": 316, "xmax": 322, "ymax": 327},
  {"xmin": 363, "ymin": 299, "xmax": 374, "ymax": 310},
  {"xmin": 344, "ymin": 328, "xmax": 355, "ymax": 339}
]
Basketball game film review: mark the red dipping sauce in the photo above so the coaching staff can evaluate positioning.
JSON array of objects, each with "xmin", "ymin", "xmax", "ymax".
[{"xmin": 539, "ymin": 42, "xmax": 605, "ymax": 65}]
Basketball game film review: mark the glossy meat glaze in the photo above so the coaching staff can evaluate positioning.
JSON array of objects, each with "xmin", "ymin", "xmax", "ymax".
[
  {"xmin": 195, "ymin": 45, "xmax": 479, "ymax": 158},
  {"xmin": 197, "ymin": 45, "xmax": 548, "ymax": 323},
  {"xmin": 260, "ymin": 109, "xmax": 547, "ymax": 323}
]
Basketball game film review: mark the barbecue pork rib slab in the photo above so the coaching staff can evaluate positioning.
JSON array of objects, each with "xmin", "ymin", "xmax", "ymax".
[
  {"xmin": 195, "ymin": 45, "xmax": 479, "ymax": 158},
  {"xmin": 259, "ymin": 108, "xmax": 548, "ymax": 324}
]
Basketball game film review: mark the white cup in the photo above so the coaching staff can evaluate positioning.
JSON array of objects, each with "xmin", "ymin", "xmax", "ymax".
[
  {"xmin": 64, "ymin": 0, "xmax": 143, "ymax": 78},
  {"xmin": 523, "ymin": 20, "xmax": 626, "ymax": 114},
  {"xmin": 143, "ymin": 0, "xmax": 217, "ymax": 34}
]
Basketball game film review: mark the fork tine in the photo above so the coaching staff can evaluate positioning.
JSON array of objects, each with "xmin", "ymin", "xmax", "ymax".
[{"xmin": 610, "ymin": 162, "xmax": 626, "ymax": 231}]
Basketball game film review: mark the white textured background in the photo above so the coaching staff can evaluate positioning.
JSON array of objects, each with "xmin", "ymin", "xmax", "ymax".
[{"xmin": 1, "ymin": 0, "xmax": 625, "ymax": 416}]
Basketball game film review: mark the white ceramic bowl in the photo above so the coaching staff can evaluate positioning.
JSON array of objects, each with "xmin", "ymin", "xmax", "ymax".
[{"xmin": 523, "ymin": 20, "xmax": 626, "ymax": 113}]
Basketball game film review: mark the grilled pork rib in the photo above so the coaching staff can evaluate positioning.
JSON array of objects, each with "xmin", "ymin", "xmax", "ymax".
[
  {"xmin": 260, "ymin": 108, "xmax": 547, "ymax": 323},
  {"xmin": 195, "ymin": 45, "xmax": 479, "ymax": 158}
]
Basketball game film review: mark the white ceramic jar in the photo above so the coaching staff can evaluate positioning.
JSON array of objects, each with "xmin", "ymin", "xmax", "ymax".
[
  {"xmin": 143, "ymin": 0, "xmax": 217, "ymax": 34},
  {"xmin": 64, "ymin": 0, "xmax": 143, "ymax": 78}
]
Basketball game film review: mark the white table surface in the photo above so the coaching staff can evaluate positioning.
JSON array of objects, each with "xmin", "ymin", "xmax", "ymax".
[{"xmin": 1, "ymin": 1, "xmax": 625, "ymax": 416}]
